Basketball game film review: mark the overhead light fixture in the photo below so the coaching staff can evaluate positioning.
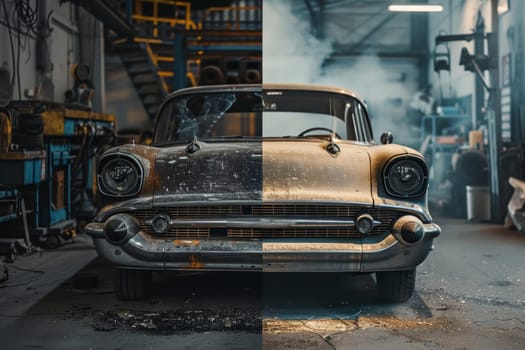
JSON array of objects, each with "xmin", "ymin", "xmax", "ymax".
[
  {"xmin": 498, "ymin": 0, "xmax": 509, "ymax": 14},
  {"xmin": 388, "ymin": 4, "xmax": 444, "ymax": 12}
]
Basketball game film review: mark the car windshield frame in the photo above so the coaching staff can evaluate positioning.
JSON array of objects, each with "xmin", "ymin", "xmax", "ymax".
[{"xmin": 152, "ymin": 88, "xmax": 374, "ymax": 146}]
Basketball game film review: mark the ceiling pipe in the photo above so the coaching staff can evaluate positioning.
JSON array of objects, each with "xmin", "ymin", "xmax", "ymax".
[{"xmin": 65, "ymin": 0, "xmax": 135, "ymax": 37}]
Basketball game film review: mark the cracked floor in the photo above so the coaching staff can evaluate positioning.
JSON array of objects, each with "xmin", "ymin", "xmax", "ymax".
[
  {"xmin": 0, "ymin": 217, "xmax": 524, "ymax": 349},
  {"xmin": 263, "ymin": 217, "xmax": 525, "ymax": 349}
]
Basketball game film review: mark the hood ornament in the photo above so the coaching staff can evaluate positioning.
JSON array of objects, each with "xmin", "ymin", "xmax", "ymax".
[
  {"xmin": 326, "ymin": 134, "xmax": 341, "ymax": 156},
  {"xmin": 186, "ymin": 136, "xmax": 201, "ymax": 154}
]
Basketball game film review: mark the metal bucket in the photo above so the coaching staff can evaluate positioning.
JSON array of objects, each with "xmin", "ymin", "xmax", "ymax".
[{"xmin": 466, "ymin": 186, "xmax": 491, "ymax": 221}]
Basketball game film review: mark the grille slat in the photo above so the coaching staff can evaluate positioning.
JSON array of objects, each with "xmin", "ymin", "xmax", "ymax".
[
  {"xmin": 130, "ymin": 205, "xmax": 405, "ymax": 239},
  {"xmin": 228, "ymin": 227, "xmax": 368, "ymax": 239}
]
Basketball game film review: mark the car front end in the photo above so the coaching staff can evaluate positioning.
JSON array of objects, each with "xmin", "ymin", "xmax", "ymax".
[{"xmin": 85, "ymin": 84, "xmax": 440, "ymax": 301}]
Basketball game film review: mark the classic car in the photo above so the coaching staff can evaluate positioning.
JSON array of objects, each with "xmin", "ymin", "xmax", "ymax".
[{"xmin": 86, "ymin": 84, "xmax": 440, "ymax": 302}]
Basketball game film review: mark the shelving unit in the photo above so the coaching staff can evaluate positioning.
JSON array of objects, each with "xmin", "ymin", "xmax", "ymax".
[
  {"xmin": 0, "ymin": 103, "xmax": 116, "ymax": 248},
  {"xmin": 420, "ymin": 114, "xmax": 471, "ymax": 167}
]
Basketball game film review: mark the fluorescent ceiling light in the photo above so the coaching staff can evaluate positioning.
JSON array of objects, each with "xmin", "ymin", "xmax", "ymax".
[{"xmin": 388, "ymin": 4, "xmax": 444, "ymax": 12}]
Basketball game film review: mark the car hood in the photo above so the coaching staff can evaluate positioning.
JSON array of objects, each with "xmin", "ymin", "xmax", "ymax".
[
  {"xmin": 152, "ymin": 140, "xmax": 373, "ymax": 205},
  {"xmin": 262, "ymin": 140, "xmax": 372, "ymax": 203}
]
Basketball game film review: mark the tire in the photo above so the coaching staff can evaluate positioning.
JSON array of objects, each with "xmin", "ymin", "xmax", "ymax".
[
  {"xmin": 45, "ymin": 234, "xmax": 61, "ymax": 249},
  {"xmin": 376, "ymin": 269, "xmax": 416, "ymax": 302},
  {"xmin": 113, "ymin": 268, "xmax": 151, "ymax": 300},
  {"xmin": 11, "ymin": 129, "xmax": 43, "ymax": 149},
  {"xmin": 17, "ymin": 113, "xmax": 44, "ymax": 135}
]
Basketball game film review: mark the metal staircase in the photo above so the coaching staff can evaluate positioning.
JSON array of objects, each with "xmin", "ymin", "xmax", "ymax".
[
  {"xmin": 111, "ymin": 39, "xmax": 168, "ymax": 120},
  {"xmin": 105, "ymin": 0, "xmax": 262, "ymax": 123}
]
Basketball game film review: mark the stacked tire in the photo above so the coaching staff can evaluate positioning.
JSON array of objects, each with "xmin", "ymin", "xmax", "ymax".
[{"xmin": 12, "ymin": 113, "xmax": 44, "ymax": 150}]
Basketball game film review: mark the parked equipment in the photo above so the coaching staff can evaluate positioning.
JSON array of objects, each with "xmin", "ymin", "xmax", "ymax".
[{"xmin": 0, "ymin": 102, "xmax": 115, "ymax": 250}]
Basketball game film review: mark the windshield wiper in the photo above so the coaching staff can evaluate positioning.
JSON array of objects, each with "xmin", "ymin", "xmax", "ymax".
[
  {"xmin": 200, "ymin": 135, "xmax": 261, "ymax": 141},
  {"xmin": 280, "ymin": 135, "xmax": 331, "ymax": 140}
]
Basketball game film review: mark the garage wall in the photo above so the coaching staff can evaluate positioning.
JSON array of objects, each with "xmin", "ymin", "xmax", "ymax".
[
  {"xmin": 0, "ymin": 0, "xmax": 104, "ymax": 110},
  {"xmin": 498, "ymin": 0, "xmax": 525, "ymax": 143},
  {"xmin": 0, "ymin": 0, "xmax": 41, "ymax": 100}
]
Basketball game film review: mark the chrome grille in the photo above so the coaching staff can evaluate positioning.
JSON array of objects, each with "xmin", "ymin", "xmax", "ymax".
[
  {"xmin": 167, "ymin": 228, "xmax": 209, "ymax": 239},
  {"xmin": 251, "ymin": 205, "xmax": 360, "ymax": 217},
  {"xmin": 130, "ymin": 205, "xmax": 407, "ymax": 239},
  {"xmin": 229, "ymin": 228, "xmax": 365, "ymax": 238}
]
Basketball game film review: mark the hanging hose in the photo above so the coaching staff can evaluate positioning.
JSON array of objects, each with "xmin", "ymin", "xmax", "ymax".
[{"xmin": 72, "ymin": 125, "xmax": 88, "ymax": 171}]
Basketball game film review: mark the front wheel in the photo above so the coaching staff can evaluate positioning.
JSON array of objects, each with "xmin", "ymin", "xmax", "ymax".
[
  {"xmin": 376, "ymin": 269, "xmax": 416, "ymax": 302},
  {"xmin": 113, "ymin": 268, "xmax": 152, "ymax": 300}
]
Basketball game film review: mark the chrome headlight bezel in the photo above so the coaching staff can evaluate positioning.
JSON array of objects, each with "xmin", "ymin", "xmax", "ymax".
[
  {"xmin": 383, "ymin": 155, "xmax": 428, "ymax": 198},
  {"xmin": 97, "ymin": 152, "xmax": 144, "ymax": 197}
]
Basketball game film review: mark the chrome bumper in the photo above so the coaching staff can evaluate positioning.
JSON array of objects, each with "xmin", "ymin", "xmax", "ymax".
[{"xmin": 85, "ymin": 215, "xmax": 440, "ymax": 272}]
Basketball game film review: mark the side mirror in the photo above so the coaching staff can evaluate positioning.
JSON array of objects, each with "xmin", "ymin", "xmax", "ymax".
[{"xmin": 380, "ymin": 131, "xmax": 393, "ymax": 145}]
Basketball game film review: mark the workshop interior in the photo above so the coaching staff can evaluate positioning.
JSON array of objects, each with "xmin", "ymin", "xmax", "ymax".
[{"xmin": 1, "ymin": 1, "xmax": 524, "ymax": 349}]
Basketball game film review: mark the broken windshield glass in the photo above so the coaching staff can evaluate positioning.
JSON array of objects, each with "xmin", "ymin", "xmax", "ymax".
[{"xmin": 153, "ymin": 89, "xmax": 370, "ymax": 145}]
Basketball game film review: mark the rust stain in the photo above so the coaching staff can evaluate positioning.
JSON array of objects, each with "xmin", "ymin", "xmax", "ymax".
[
  {"xmin": 263, "ymin": 317, "xmax": 451, "ymax": 334},
  {"xmin": 189, "ymin": 254, "xmax": 203, "ymax": 269},
  {"xmin": 172, "ymin": 239, "xmax": 201, "ymax": 247}
]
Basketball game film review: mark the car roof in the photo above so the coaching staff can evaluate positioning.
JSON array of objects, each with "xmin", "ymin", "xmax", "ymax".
[{"xmin": 165, "ymin": 84, "xmax": 366, "ymax": 105}]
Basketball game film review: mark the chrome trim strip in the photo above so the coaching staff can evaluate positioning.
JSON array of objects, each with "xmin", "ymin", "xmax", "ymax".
[
  {"xmin": 263, "ymin": 235, "xmax": 398, "ymax": 253},
  {"xmin": 422, "ymin": 222, "xmax": 441, "ymax": 238},
  {"xmin": 85, "ymin": 222, "xmax": 104, "ymax": 238},
  {"xmin": 262, "ymin": 242, "xmax": 361, "ymax": 253},
  {"xmin": 167, "ymin": 217, "xmax": 356, "ymax": 228},
  {"xmin": 95, "ymin": 200, "xmax": 429, "ymax": 223}
]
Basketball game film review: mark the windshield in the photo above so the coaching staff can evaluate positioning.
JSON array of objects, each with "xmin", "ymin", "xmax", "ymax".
[{"xmin": 153, "ymin": 89, "xmax": 372, "ymax": 145}]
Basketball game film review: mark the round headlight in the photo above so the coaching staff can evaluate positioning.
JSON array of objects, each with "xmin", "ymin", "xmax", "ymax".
[
  {"xmin": 384, "ymin": 157, "xmax": 427, "ymax": 198},
  {"xmin": 98, "ymin": 154, "xmax": 143, "ymax": 196}
]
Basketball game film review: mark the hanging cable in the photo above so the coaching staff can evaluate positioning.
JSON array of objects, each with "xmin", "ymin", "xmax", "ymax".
[
  {"xmin": 14, "ymin": 0, "xmax": 40, "ymax": 38},
  {"xmin": 16, "ymin": 14, "xmax": 22, "ymax": 98},
  {"xmin": 1, "ymin": 0, "xmax": 54, "ymax": 98},
  {"xmin": 0, "ymin": 265, "xmax": 45, "ymax": 288},
  {"xmin": 1, "ymin": 0, "xmax": 17, "ymax": 93}
]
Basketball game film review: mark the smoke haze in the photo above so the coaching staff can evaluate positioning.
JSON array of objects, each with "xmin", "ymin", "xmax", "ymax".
[
  {"xmin": 262, "ymin": 0, "xmax": 332, "ymax": 84},
  {"xmin": 262, "ymin": 0, "xmax": 420, "ymax": 146}
]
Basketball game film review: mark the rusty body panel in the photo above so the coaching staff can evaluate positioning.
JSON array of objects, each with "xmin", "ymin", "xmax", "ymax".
[{"xmin": 154, "ymin": 142, "xmax": 262, "ymax": 203}]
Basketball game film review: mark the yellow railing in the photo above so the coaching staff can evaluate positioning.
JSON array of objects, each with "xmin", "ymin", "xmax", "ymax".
[
  {"xmin": 125, "ymin": 0, "xmax": 261, "ymax": 89},
  {"xmin": 142, "ymin": 41, "xmax": 199, "ymax": 88},
  {"xmin": 131, "ymin": 1, "xmax": 261, "ymax": 35},
  {"xmin": 132, "ymin": 0, "xmax": 197, "ymax": 34}
]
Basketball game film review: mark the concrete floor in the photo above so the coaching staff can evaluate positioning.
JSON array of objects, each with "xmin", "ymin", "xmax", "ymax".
[{"xmin": 0, "ymin": 217, "xmax": 524, "ymax": 349}]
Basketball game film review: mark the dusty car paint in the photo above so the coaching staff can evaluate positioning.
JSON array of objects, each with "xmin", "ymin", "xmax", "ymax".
[{"xmin": 262, "ymin": 140, "xmax": 372, "ymax": 203}]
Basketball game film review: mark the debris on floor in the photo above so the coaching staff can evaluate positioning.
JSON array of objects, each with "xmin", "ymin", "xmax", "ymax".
[{"xmin": 92, "ymin": 307, "xmax": 262, "ymax": 333}]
